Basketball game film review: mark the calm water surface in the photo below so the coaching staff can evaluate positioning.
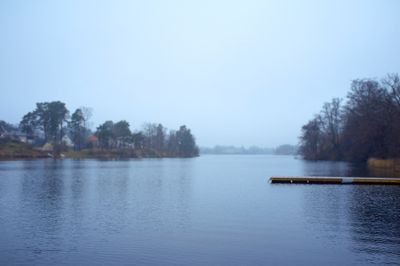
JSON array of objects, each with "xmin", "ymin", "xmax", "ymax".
[{"xmin": 0, "ymin": 155, "xmax": 399, "ymax": 265}]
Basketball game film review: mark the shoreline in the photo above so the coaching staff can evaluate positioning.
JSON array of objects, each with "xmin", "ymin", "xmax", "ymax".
[
  {"xmin": 0, "ymin": 139, "xmax": 199, "ymax": 160},
  {"xmin": 367, "ymin": 158, "xmax": 400, "ymax": 174},
  {"xmin": 0, "ymin": 148, "xmax": 199, "ymax": 161}
]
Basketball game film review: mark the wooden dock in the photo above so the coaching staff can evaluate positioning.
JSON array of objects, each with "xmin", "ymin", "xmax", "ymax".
[{"xmin": 270, "ymin": 176, "xmax": 400, "ymax": 185}]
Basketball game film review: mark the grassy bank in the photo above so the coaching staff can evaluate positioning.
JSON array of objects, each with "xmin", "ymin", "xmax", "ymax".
[
  {"xmin": 0, "ymin": 139, "xmax": 195, "ymax": 160},
  {"xmin": 0, "ymin": 139, "xmax": 49, "ymax": 159},
  {"xmin": 367, "ymin": 158, "xmax": 400, "ymax": 177}
]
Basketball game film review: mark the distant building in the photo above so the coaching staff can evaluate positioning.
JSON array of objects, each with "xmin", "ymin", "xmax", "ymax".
[
  {"xmin": 88, "ymin": 134, "xmax": 99, "ymax": 147},
  {"xmin": 62, "ymin": 135, "xmax": 74, "ymax": 147}
]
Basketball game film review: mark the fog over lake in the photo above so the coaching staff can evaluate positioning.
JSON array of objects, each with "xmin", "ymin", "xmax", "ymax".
[{"xmin": 1, "ymin": 0, "xmax": 400, "ymax": 147}]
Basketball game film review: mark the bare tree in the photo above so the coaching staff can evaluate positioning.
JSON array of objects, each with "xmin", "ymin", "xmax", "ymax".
[{"xmin": 80, "ymin": 106, "xmax": 93, "ymax": 130}]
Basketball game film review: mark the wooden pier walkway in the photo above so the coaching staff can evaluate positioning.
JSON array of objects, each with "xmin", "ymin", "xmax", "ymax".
[{"xmin": 270, "ymin": 176, "xmax": 400, "ymax": 185}]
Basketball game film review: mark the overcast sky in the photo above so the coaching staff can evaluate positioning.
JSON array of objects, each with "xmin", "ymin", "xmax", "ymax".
[{"xmin": 1, "ymin": 0, "xmax": 399, "ymax": 147}]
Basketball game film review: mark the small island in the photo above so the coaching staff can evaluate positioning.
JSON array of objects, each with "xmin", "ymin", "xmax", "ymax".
[{"xmin": 0, "ymin": 101, "xmax": 199, "ymax": 159}]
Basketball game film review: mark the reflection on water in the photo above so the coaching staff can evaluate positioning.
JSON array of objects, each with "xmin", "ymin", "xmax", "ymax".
[
  {"xmin": 302, "ymin": 181, "xmax": 400, "ymax": 265},
  {"xmin": 302, "ymin": 159, "xmax": 400, "ymax": 178},
  {"xmin": 301, "ymin": 160, "xmax": 350, "ymax": 176},
  {"xmin": 349, "ymin": 186, "xmax": 400, "ymax": 263},
  {"xmin": 0, "ymin": 156, "xmax": 399, "ymax": 265}
]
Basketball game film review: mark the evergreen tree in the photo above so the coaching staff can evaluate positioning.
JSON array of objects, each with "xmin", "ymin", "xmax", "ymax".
[{"xmin": 69, "ymin": 109, "xmax": 86, "ymax": 150}]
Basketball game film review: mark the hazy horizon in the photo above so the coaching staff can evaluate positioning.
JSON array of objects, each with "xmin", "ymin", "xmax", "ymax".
[{"xmin": 1, "ymin": 0, "xmax": 399, "ymax": 147}]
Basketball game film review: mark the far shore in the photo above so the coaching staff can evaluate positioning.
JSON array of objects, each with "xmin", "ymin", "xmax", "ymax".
[{"xmin": 0, "ymin": 142, "xmax": 198, "ymax": 160}]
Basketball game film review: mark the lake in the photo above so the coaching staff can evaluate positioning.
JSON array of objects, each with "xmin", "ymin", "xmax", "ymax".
[{"xmin": 0, "ymin": 155, "xmax": 399, "ymax": 265}]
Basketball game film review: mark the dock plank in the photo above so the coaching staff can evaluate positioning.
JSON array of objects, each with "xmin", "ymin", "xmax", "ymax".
[{"xmin": 270, "ymin": 176, "xmax": 400, "ymax": 185}]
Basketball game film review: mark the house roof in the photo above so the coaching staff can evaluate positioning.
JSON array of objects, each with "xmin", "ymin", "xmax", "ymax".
[{"xmin": 88, "ymin": 135, "xmax": 98, "ymax": 142}]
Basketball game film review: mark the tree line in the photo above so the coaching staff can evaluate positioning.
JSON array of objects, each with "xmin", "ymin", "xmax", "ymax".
[
  {"xmin": 299, "ymin": 73, "xmax": 400, "ymax": 162},
  {"xmin": 19, "ymin": 101, "xmax": 199, "ymax": 157}
]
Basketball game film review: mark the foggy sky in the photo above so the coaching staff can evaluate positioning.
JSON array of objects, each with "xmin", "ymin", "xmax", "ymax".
[{"xmin": 1, "ymin": 0, "xmax": 399, "ymax": 147}]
